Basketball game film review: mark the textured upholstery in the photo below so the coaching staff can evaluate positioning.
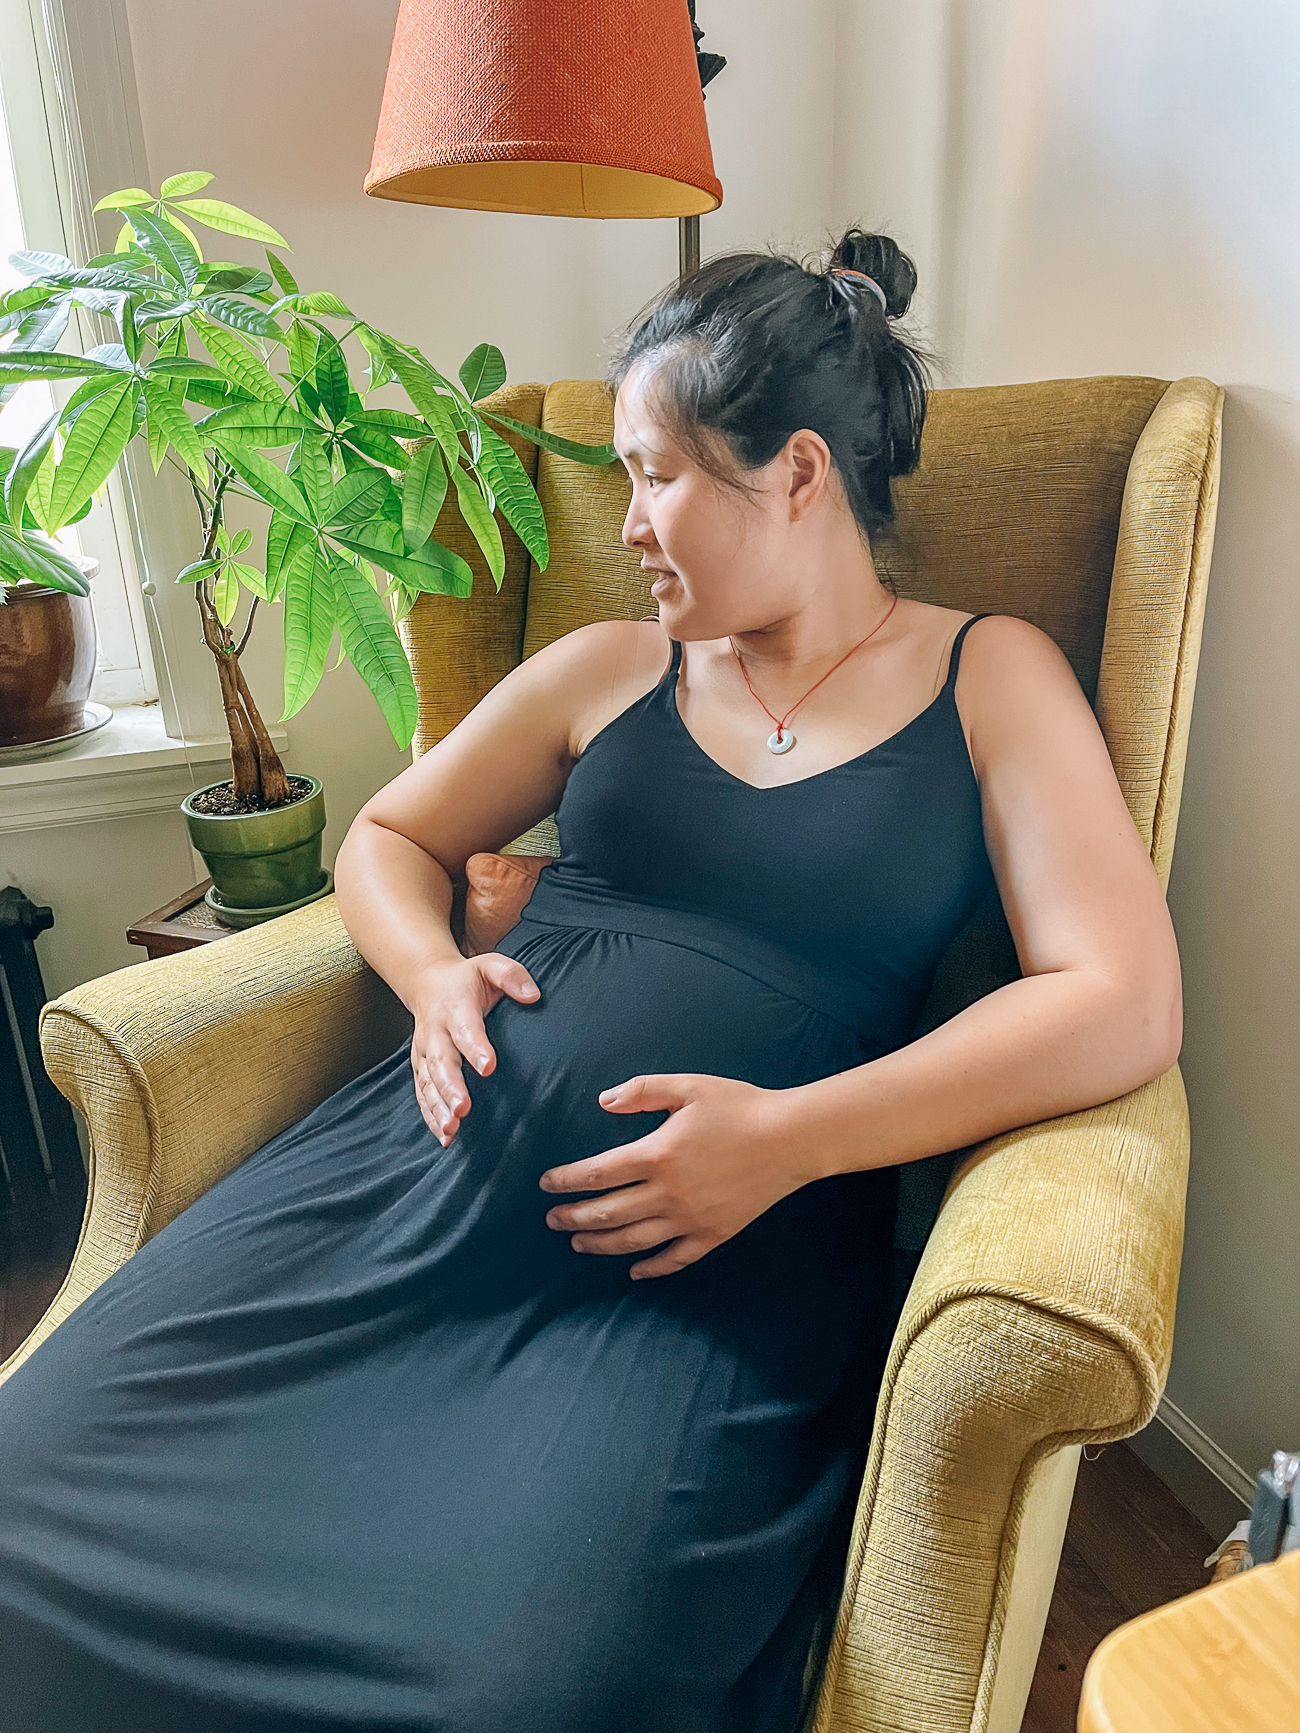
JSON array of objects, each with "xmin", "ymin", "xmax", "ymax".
[{"xmin": 17, "ymin": 373, "xmax": 1223, "ymax": 1733}]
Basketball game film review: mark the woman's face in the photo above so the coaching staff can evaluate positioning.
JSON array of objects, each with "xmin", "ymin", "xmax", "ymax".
[{"xmin": 613, "ymin": 361, "xmax": 805, "ymax": 641}]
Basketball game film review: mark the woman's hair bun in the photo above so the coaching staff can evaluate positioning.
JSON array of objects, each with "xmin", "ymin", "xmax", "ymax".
[{"xmin": 828, "ymin": 229, "xmax": 917, "ymax": 320}]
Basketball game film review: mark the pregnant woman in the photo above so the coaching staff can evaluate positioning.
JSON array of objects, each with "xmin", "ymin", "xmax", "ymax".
[{"xmin": 0, "ymin": 232, "xmax": 1181, "ymax": 1733}]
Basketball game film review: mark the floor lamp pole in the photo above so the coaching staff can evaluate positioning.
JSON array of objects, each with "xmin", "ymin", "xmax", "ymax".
[{"xmin": 679, "ymin": 214, "xmax": 700, "ymax": 281}]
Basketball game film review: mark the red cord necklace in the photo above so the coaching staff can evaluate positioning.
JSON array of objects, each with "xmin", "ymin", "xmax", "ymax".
[{"xmin": 729, "ymin": 593, "xmax": 899, "ymax": 755}]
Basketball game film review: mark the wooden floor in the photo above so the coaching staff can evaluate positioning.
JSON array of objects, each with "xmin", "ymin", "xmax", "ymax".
[{"xmin": 3, "ymin": 1242, "xmax": 1217, "ymax": 1732}]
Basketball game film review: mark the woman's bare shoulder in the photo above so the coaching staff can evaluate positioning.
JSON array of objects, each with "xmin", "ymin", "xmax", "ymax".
[
  {"xmin": 527, "ymin": 618, "xmax": 672, "ymax": 753},
  {"xmin": 952, "ymin": 613, "xmax": 1104, "ymax": 774}
]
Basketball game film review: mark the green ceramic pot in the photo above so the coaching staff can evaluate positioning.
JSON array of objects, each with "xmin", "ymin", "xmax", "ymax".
[{"xmin": 181, "ymin": 776, "xmax": 327, "ymax": 914}]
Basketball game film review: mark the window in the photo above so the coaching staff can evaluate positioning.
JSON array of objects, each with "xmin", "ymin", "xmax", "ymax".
[{"xmin": 0, "ymin": 0, "xmax": 156, "ymax": 705}]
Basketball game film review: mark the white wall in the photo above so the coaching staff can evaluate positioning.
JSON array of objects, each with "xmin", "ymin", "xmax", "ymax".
[{"xmin": 834, "ymin": 0, "xmax": 1299, "ymax": 1487}]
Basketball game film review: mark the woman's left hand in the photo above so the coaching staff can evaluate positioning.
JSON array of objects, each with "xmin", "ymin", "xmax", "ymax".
[{"xmin": 539, "ymin": 1074, "xmax": 814, "ymax": 1280}]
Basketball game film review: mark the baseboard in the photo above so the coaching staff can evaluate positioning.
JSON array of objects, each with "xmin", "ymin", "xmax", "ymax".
[{"xmin": 1126, "ymin": 1397, "xmax": 1253, "ymax": 1541}]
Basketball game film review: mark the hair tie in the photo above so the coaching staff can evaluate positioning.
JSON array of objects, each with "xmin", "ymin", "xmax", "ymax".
[{"xmin": 830, "ymin": 268, "xmax": 888, "ymax": 315}]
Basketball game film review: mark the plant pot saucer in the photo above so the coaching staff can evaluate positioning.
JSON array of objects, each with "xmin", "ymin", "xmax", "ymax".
[
  {"xmin": 204, "ymin": 869, "xmax": 334, "ymax": 930},
  {"xmin": 0, "ymin": 701, "xmax": 112, "ymax": 764}
]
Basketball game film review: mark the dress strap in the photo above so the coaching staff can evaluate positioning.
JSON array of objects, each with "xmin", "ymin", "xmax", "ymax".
[
  {"xmin": 943, "ymin": 614, "xmax": 988, "ymax": 690},
  {"xmin": 665, "ymin": 637, "xmax": 683, "ymax": 680}
]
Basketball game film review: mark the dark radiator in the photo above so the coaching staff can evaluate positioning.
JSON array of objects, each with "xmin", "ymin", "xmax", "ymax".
[{"xmin": 0, "ymin": 886, "xmax": 86, "ymax": 1239}]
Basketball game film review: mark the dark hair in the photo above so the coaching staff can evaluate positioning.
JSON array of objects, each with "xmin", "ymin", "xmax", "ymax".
[{"xmin": 608, "ymin": 228, "xmax": 930, "ymax": 545}]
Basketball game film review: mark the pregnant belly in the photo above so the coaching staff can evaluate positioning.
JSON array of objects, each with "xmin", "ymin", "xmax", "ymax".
[{"xmin": 431, "ymin": 919, "xmax": 889, "ymax": 1315}]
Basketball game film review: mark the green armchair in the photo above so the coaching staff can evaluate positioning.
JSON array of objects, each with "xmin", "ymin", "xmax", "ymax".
[{"xmin": 9, "ymin": 371, "xmax": 1222, "ymax": 1733}]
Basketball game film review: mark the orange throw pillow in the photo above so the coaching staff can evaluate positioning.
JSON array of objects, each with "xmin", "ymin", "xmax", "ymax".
[{"xmin": 460, "ymin": 854, "xmax": 550, "ymax": 956}]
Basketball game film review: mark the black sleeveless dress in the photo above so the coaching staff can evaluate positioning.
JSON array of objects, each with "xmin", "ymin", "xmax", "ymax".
[{"xmin": 0, "ymin": 617, "xmax": 993, "ymax": 1733}]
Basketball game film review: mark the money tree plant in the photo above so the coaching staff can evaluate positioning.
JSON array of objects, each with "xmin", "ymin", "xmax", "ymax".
[{"xmin": 0, "ymin": 172, "xmax": 614, "ymax": 806}]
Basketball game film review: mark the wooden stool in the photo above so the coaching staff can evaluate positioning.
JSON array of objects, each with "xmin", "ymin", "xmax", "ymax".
[{"xmin": 126, "ymin": 882, "xmax": 231, "ymax": 960}]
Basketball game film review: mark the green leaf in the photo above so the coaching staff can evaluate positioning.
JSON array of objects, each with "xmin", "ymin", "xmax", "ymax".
[
  {"xmin": 127, "ymin": 208, "xmax": 200, "ymax": 289},
  {"xmin": 91, "ymin": 187, "xmax": 154, "ymax": 213},
  {"xmin": 5, "ymin": 295, "xmax": 71, "ymax": 351},
  {"xmin": 231, "ymin": 559, "xmax": 269, "ymax": 601},
  {"xmin": 185, "ymin": 377, "xmax": 252, "ymax": 409},
  {"xmin": 326, "ymin": 465, "xmax": 393, "ymax": 529},
  {"xmin": 83, "ymin": 342, "xmax": 134, "ymax": 372},
  {"xmin": 331, "ymin": 527, "xmax": 473, "ymax": 598},
  {"xmin": 196, "ymin": 318, "xmax": 283, "ymax": 403},
  {"xmin": 47, "ymin": 378, "xmax": 138, "ymax": 530},
  {"xmin": 134, "ymin": 298, "xmax": 204, "ymax": 326},
  {"xmin": 356, "ymin": 323, "xmax": 396, "ymax": 393},
  {"xmin": 213, "ymin": 561, "xmax": 240, "ymax": 625},
  {"xmin": 481, "ymin": 409, "xmax": 617, "ymax": 466},
  {"xmin": 328, "ymin": 552, "xmax": 418, "ymax": 749},
  {"xmin": 148, "ymin": 357, "xmax": 228, "ymax": 382},
  {"xmin": 0, "ymin": 351, "xmax": 122, "ymax": 385},
  {"xmin": 230, "ymin": 526, "xmax": 252, "ymax": 555},
  {"xmin": 347, "ymin": 407, "xmax": 428, "ymax": 438},
  {"xmin": 174, "ymin": 198, "xmax": 288, "ymax": 248},
  {"xmin": 166, "ymin": 212, "xmax": 205, "ymax": 264},
  {"xmin": 200, "ymin": 266, "xmax": 272, "ymax": 295},
  {"xmin": 26, "ymin": 441, "xmax": 58, "ymax": 533},
  {"xmin": 217, "ymin": 442, "xmax": 313, "ymax": 524},
  {"xmin": 271, "ymin": 289, "xmax": 352, "ymax": 319},
  {"xmin": 314, "ymin": 337, "xmax": 350, "ymax": 426},
  {"xmin": 141, "ymin": 378, "xmax": 210, "ymax": 485},
  {"xmin": 265, "ymin": 511, "xmax": 314, "ymax": 601},
  {"xmin": 0, "ymin": 524, "xmax": 91, "ymax": 593},
  {"xmin": 198, "ymin": 399, "xmax": 316, "ymax": 447},
  {"xmin": 339, "ymin": 424, "xmax": 410, "ymax": 470},
  {"xmin": 281, "ymin": 538, "xmax": 334, "ymax": 719},
  {"xmin": 160, "ymin": 171, "xmax": 213, "ymax": 198},
  {"xmin": 451, "ymin": 463, "xmax": 505, "ymax": 586},
  {"xmin": 198, "ymin": 294, "xmax": 282, "ymax": 339},
  {"xmin": 382, "ymin": 345, "xmax": 463, "ymax": 469},
  {"xmin": 293, "ymin": 433, "xmax": 334, "ymax": 521},
  {"xmin": 3, "ymin": 409, "xmax": 61, "ymax": 527},
  {"xmin": 400, "ymin": 440, "xmax": 448, "ymax": 553},
  {"xmin": 7, "ymin": 248, "xmax": 74, "ymax": 280},
  {"xmin": 458, "ymin": 342, "xmax": 507, "ymax": 402},
  {"xmin": 285, "ymin": 317, "xmax": 318, "ymax": 383},
  {"xmin": 265, "ymin": 250, "xmax": 298, "ymax": 297},
  {"xmin": 176, "ymin": 556, "xmax": 223, "ymax": 584},
  {"xmin": 476, "ymin": 423, "xmax": 548, "ymax": 568},
  {"xmin": 0, "ymin": 283, "xmax": 58, "ymax": 318}
]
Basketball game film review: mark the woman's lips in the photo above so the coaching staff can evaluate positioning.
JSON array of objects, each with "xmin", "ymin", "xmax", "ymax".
[{"xmin": 649, "ymin": 572, "xmax": 675, "ymax": 597}]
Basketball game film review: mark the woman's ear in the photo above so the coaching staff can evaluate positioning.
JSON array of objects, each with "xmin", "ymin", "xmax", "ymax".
[{"xmin": 784, "ymin": 428, "xmax": 834, "ymax": 520}]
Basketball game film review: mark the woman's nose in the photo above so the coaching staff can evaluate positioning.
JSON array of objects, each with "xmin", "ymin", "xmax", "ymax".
[{"xmin": 621, "ymin": 493, "xmax": 654, "ymax": 550}]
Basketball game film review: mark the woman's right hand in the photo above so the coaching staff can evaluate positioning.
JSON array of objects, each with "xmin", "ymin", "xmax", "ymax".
[{"xmin": 410, "ymin": 954, "xmax": 541, "ymax": 1145}]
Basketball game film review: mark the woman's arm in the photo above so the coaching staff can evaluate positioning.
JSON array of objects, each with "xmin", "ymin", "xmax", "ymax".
[
  {"xmin": 336, "ymin": 617, "xmax": 663, "ymax": 991},
  {"xmin": 779, "ymin": 613, "xmax": 1183, "ymax": 1173},
  {"xmin": 541, "ymin": 617, "xmax": 1183, "ymax": 1275},
  {"xmin": 334, "ymin": 618, "xmax": 667, "ymax": 1138}
]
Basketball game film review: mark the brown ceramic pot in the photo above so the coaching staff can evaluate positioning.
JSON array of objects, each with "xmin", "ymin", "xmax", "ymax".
[{"xmin": 0, "ymin": 560, "xmax": 100, "ymax": 748}]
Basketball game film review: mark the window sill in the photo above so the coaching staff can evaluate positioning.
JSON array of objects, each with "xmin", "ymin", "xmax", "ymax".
[{"xmin": 0, "ymin": 705, "xmax": 287, "ymax": 834}]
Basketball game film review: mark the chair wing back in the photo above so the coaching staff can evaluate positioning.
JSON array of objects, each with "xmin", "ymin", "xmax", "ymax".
[{"xmin": 402, "ymin": 373, "xmax": 1223, "ymax": 886}]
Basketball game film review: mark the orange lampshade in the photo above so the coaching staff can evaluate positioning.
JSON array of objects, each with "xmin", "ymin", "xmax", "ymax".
[{"xmin": 364, "ymin": 0, "xmax": 722, "ymax": 220}]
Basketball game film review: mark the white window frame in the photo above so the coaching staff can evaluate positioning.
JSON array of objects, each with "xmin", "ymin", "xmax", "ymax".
[
  {"xmin": 0, "ymin": 0, "xmax": 157, "ymax": 705},
  {"xmin": 0, "ymin": 0, "xmax": 230, "ymax": 745}
]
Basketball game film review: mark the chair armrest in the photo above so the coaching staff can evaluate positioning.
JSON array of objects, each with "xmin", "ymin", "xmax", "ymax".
[
  {"xmin": 2, "ymin": 895, "xmax": 410, "ymax": 1385},
  {"xmin": 815, "ymin": 1064, "xmax": 1189, "ymax": 1733}
]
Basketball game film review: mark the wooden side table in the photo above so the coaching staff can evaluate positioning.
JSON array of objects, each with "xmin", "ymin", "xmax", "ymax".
[
  {"xmin": 1078, "ymin": 1549, "xmax": 1299, "ymax": 1732},
  {"xmin": 127, "ymin": 881, "xmax": 232, "ymax": 960}
]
